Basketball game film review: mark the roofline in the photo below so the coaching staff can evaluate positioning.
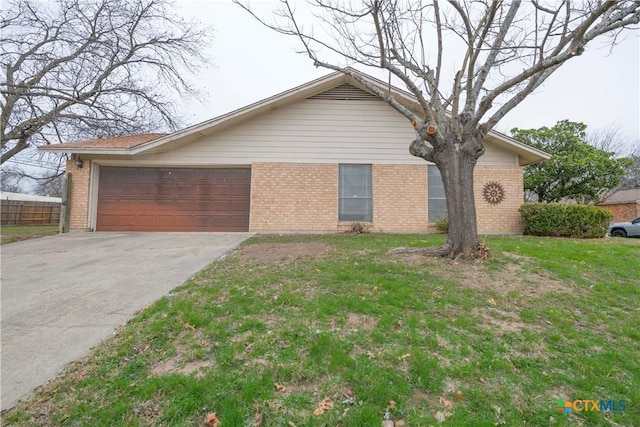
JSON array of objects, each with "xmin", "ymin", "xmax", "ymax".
[
  {"xmin": 597, "ymin": 199, "xmax": 640, "ymax": 205},
  {"xmin": 38, "ymin": 67, "xmax": 551, "ymax": 164},
  {"xmin": 39, "ymin": 145, "xmax": 125, "ymax": 154},
  {"xmin": 39, "ymin": 146, "xmax": 131, "ymax": 155},
  {"xmin": 488, "ymin": 128, "xmax": 552, "ymax": 162},
  {"xmin": 597, "ymin": 189, "xmax": 640, "ymax": 205},
  {"xmin": 39, "ymin": 133, "xmax": 166, "ymax": 153}
]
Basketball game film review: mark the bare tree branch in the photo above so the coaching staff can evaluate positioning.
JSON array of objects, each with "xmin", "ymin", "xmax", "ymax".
[
  {"xmin": 470, "ymin": 1, "xmax": 522, "ymax": 112},
  {"xmin": 1, "ymin": 0, "xmax": 212, "ymax": 164}
]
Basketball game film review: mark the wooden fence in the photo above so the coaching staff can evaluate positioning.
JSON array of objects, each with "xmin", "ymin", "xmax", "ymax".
[{"xmin": 1, "ymin": 200, "xmax": 61, "ymax": 226}]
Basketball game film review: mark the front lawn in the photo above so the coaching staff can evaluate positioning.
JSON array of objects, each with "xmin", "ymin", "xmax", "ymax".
[
  {"xmin": 0, "ymin": 225, "xmax": 58, "ymax": 244},
  {"xmin": 3, "ymin": 234, "xmax": 638, "ymax": 426}
]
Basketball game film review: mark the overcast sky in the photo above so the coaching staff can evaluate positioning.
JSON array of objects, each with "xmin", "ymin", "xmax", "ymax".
[{"xmin": 177, "ymin": 1, "xmax": 640, "ymax": 153}]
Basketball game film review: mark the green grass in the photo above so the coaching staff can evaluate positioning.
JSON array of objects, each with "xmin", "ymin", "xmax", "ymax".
[
  {"xmin": 3, "ymin": 234, "xmax": 639, "ymax": 426},
  {"xmin": 0, "ymin": 225, "xmax": 58, "ymax": 244}
]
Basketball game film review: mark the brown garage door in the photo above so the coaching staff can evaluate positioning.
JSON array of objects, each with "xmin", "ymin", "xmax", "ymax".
[{"xmin": 97, "ymin": 167, "xmax": 250, "ymax": 231}]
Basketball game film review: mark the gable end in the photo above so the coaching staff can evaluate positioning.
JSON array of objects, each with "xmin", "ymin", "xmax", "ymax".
[{"xmin": 308, "ymin": 83, "xmax": 380, "ymax": 101}]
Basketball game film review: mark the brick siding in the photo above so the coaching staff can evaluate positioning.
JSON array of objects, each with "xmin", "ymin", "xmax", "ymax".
[
  {"xmin": 250, "ymin": 163, "xmax": 339, "ymax": 231},
  {"xmin": 66, "ymin": 158, "xmax": 91, "ymax": 230},
  {"xmin": 370, "ymin": 164, "xmax": 429, "ymax": 232},
  {"xmin": 600, "ymin": 202, "xmax": 640, "ymax": 222},
  {"xmin": 250, "ymin": 162, "xmax": 524, "ymax": 234},
  {"xmin": 67, "ymin": 161, "xmax": 526, "ymax": 234},
  {"xmin": 474, "ymin": 166, "xmax": 524, "ymax": 234}
]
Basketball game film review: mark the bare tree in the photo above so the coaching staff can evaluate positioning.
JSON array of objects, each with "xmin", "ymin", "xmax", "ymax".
[
  {"xmin": 587, "ymin": 125, "xmax": 639, "ymax": 194},
  {"xmin": 238, "ymin": 0, "xmax": 640, "ymax": 258},
  {"xmin": 1, "ymin": 0, "xmax": 211, "ymax": 164},
  {"xmin": 1, "ymin": 157, "xmax": 67, "ymax": 195},
  {"xmin": 0, "ymin": 167, "xmax": 24, "ymax": 193},
  {"xmin": 618, "ymin": 145, "xmax": 640, "ymax": 190},
  {"xmin": 34, "ymin": 172, "xmax": 66, "ymax": 197},
  {"xmin": 588, "ymin": 124, "xmax": 630, "ymax": 155}
]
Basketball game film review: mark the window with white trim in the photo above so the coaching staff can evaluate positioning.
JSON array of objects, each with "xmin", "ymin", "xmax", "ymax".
[
  {"xmin": 428, "ymin": 165, "xmax": 447, "ymax": 222},
  {"xmin": 339, "ymin": 164, "xmax": 372, "ymax": 222}
]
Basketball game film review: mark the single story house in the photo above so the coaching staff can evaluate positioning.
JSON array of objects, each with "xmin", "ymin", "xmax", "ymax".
[
  {"xmin": 598, "ymin": 188, "xmax": 640, "ymax": 222},
  {"xmin": 40, "ymin": 69, "xmax": 550, "ymax": 234}
]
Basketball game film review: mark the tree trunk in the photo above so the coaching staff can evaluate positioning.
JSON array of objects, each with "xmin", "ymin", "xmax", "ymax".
[
  {"xmin": 436, "ymin": 144, "xmax": 480, "ymax": 257},
  {"xmin": 390, "ymin": 130, "xmax": 485, "ymax": 259}
]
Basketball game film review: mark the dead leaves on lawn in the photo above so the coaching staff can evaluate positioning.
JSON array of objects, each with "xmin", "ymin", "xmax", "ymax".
[
  {"xmin": 379, "ymin": 387, "xmax": 464, "ymax": 425},
  {"xmin": 382, "ymin": 399, "xmax": 407, "ymax": 426},
  {"xmin": 203, "ymin": 388, "xmax": 465, "ymax": 425},
  {"xmin": 252, "ymin": 411, "xmax": 264, "ymax": 426},
  {"xmin": 272, "ymin": 384, "xmax": 336, "ymax": 417},
  {"xmin": 434, "ymin": 410, "xmax": 453, "ymax": 423},
  {"xmin": 203, "ymin": 412, "xmax": 221, "ymax": 427},
  {"xmin": 433, "ymin": 390, "xmax": 464, "ymax": 423},
  {"xmin": 439, "ymin": 396, "xmax": 455, "ymax": 409},
  {"xmin": 313, "ymin": 396, "xmax": 334, "ymax": 416}
]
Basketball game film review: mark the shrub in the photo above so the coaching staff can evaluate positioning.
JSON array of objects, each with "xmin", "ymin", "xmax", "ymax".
[
  {"xmin": 519, "ymin": 203, "xmax": 612, "ymax": 238},
  {"xmin": 434, "ymin": 216, "xmax": 449, "ymax": 234},
  {"xmin": 347, "ymin": 222, "xmax": 370, "ymax": 234}
]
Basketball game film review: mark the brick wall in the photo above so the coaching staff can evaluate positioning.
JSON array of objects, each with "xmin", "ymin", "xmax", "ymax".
[
  {"xmin": 371, "ymin": 164, "xmax": 429, "ymax": 232},
  {"xmin": 66, "ymin": 158, "xmax": 91, "ymax": 230},
  {"xmin": 64, "ymin": 161, "xmax": 526, "ymax": 234},
  {"xmin": 250, "ymin": 162, "xmax": 524, "ymax": 234},
  {"xmin": 250, "ymin": 163, "xmax": 339, "ymax": 231},
  {"xmin": 600, "ymin": 202, "xmax": 639, "ymax": 222},
  {"xmin": 474, "ymin": 165, "xmax": 524, "ymax": 234},
  {"xmin": 250, "ymin": 163, "xmax": 433, "ymax": 233}
]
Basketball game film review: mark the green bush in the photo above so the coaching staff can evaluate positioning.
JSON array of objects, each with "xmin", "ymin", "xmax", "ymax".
[
  {"xmin": 519, "ymin": 203, "xmax": 612, "ymax": 238},
  {"xmin": 434, "ymin": 216, "xmax": 449, "ymax": 234}
]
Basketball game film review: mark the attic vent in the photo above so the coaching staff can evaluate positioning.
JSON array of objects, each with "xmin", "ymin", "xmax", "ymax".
[{"xmin": 308, "ymin": 84, "xmax": 380, "ymax": 101}]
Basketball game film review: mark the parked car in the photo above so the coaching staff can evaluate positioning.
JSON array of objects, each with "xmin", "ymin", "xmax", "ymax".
[{"xmin": 607, "ymin": 217, "xmax": 640, "ymax": 238}]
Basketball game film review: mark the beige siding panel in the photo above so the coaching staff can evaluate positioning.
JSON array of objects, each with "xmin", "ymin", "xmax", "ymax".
[
  {"xmin": 132, "ymin": 99, "xmax": 517, "ymax": 166},
  {"xmin": 481, "ymin": 143, "xmax": 518, "ymax": 165}
]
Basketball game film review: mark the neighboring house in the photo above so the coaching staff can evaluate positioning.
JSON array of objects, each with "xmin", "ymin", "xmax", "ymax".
[
  {"xmin": 0, "ymin": 192, "xmax": 62, "ymax": 204},
  {"xmin": 39, "ymin": 69, "xmax": 549, "ymax": 234},
  {"xmin": 597, "ymin": 188, "xmax": 640, "ymax": 222}
]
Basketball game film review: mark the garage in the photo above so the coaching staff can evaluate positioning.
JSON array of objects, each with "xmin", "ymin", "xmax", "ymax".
[{"xmin": 96, "ymin": 167, "xmax": 251, "ymax": 231}]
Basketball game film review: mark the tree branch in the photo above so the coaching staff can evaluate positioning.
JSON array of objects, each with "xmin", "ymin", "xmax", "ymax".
[{"xmin": 1, "ymin": 0, "xmax": 211, "ymax": 163}]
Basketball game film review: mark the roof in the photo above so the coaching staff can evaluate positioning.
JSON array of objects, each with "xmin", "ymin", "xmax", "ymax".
[
  {"xmin": 39, "ymin": 69, "xmax": 550, "ymax": 165},
  {"xmin": 50, "ymin": 133, "xmax": 166, "ymax": 149},
  {"xmin": 599, "ymin": 188, "xmax": 640, "ymax": 204}
]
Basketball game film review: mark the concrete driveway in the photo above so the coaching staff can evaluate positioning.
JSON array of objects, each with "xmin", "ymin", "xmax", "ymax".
[{"xmin": 0, "ymin": 232, "xmax": 251, "ymax": 411}]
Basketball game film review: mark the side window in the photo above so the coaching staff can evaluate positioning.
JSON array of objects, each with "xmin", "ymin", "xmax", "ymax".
[
  {"xmin": 428, "ymin": 165, "xmax": 447, "ymax": 222},
  {"xmin": 339, "ymin": 164, "xmax": 372, "ymax": 222}
]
